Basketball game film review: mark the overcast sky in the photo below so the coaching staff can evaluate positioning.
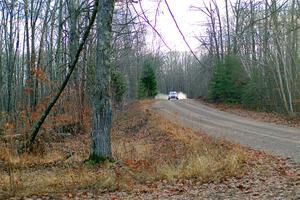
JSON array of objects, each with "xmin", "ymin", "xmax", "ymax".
[
  {"xmin": 135, "ymin": 0, "xmax": 208, "ymax": 52},
  {"xmin": 134, "ymin": 0, "xmax": 228, "ymax": 52}
]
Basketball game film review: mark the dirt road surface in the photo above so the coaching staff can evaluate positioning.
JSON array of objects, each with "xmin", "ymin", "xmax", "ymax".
[{"xmin": 153, "ymin": 99, "xmax": 300, "ymax": 163}]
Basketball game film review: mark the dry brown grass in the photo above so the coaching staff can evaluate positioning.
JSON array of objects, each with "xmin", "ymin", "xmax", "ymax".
[
  {"xmin": 0, "ymin": 100, "xmax": 247, "ymax": 198},
  {"xmin": 112, "ymin": 101, "xmax": 246, "ymax": 184},
  {"xmin": 0, "ymin": 137, "xmax": 116, "ymax": 198},
  {"xmin": 154, "ymin": 113, "xmax": 246, "ymax": 180}
]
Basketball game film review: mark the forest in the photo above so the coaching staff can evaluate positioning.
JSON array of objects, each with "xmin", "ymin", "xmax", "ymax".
[
  {"xmin": 1, "ymin": 0, "xmax": 300, "ymax": 119},
  {"xmin": 0, "ymin": 0, "xmax": 300, "ymax": 198}
]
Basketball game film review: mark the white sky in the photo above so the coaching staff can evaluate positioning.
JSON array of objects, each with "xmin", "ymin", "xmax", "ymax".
[
  {"xmin": 136, "ymin": 0, "xmax": 228, "ymax": 52},
  {"xmin": 136, "ymin": 0, "xmax": 206, "ymax": 52}
]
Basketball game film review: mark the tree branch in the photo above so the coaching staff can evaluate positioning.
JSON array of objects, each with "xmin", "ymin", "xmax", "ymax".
[
  {"xmin": 24, "ymin": 0, "xmax": 99, "ymax": 152},
  {"xmin": 130, "ymin": 0, "xmax": 172, "ymax": 51},
  {"xmin": 164, "ymin": 0, "xmax": 203, "ymax": 66}
]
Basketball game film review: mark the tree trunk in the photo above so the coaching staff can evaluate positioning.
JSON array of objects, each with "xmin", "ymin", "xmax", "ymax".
[
  {"xmin": 67, "ymin": 0, "xmax": 81, "ymax": 122},
  {"xmin": 213, "ymin": 0, "xmax": 224, "ymax": 60},
  {"xmin": 250, "ymin": 0, "xmax": 256, "ymax": 62},
  {"xmin": 225, "ymin": 0, "xmax": 230, "ymax": 53},
  {"xmin": 24, "ymin": 0, "xmax": 99, "ymax": 152},
  {"xmin": 209, "ymin": 2, "xmax": 220, "ymax": 60},
  {"xmin": 90, "ymin": 0, "xmax": 115, "ymax": 160},
  {"xmin": 0, "ymin": 28, "xmax": 2, "ymax": 112},
  {"xmin": 24, "ymin": 0, "xmax": 33, "ymax": 109},
  {"xmin": 6, "ymin": 0, "xmax": 16, "ymax": 115}
]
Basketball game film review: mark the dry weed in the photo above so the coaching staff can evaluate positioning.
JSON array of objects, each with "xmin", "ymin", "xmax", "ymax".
[
  {"xmin": 0, "ymin": 100, "xmax": 247, "ymax": 198},
  {"xmin": 111, "ymin": 100, "xmax": 246, "ymax": 184}
]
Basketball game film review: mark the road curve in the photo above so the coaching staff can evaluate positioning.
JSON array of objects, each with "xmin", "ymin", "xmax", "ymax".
[{"xmin": 153, "ymin": 99, "xmax": 300, "ymax": 163}]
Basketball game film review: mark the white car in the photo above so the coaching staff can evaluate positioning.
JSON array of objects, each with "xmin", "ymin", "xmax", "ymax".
[{"xmin": 168, "ymin": 91, "xmax": 178, "ymax": 100}]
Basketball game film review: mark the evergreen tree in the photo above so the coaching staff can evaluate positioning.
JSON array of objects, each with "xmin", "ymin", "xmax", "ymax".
[
  {"xmin": 111, "ymin": 66, "xmax": 127, "ymax": 103},
  {"xmin": 138, "ymin": 60, "xmax": 157, "ymax": 98},
  {"xmin": 241, "ymin": 71, "xmax": 265, "ymax": 110},
  {"xmin": 209, "ymin": 55, "xmax": 247, "ymax": 103}
]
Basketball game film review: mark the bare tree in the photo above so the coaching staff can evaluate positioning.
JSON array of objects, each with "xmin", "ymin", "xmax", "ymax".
[
  {"xmin": 25, "ymin": 0, "xmax": 99, "ymax": 151},
  {"xmin": 199, "ymin": 0, "xmax": 300, "ymax": 115},
  {"xmin": 90, "ymin": 0, "xmax": 115, "ymax": 159}
]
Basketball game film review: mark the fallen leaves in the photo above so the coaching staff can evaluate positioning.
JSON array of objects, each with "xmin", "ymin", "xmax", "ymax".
[{"xmin": 2, "ymin": 100, "xmax": 300, "ymax": 199}]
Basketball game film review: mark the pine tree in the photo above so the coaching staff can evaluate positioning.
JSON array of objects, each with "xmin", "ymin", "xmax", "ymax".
[
  {"xmin": 209, "ymin": 55, "xmax": 247, "ymax": 103},
  {"xmin": 111, "ymin": 66, "xmax": 127, "ymax": 103},
  {"xmin": 138, "ymin": 60, "xmax": 157, "ymax": 98}
]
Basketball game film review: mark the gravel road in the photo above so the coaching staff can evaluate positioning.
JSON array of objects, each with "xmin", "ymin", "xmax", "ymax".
[{"xmin": 153, "ymin": 99, "xmax": 300, "ymax": 163}]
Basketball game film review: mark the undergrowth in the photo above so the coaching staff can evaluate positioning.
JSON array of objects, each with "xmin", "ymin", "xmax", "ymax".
[{"xmin": 0, "ymin": 100, "xmax": 247, "ymax": 198}]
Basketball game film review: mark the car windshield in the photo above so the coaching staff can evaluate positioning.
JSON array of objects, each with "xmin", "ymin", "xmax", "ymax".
[{"xmin": 169, "ymin": 92, "xmax": 177, "ymax": 95}]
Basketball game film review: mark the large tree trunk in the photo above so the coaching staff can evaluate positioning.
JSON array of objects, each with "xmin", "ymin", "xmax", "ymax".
[
  {"xmin": 90, "ymin": 0, "xmax": 115, "ymax": 159},
  {"xmin": 0, "ymin": 28, "xmax": 2, "ymax": 112}
]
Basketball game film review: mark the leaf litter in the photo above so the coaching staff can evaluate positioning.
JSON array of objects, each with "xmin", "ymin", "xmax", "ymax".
[{"xmin": 1, "ymin": 100, "xmax": 299, "ymax": 199}]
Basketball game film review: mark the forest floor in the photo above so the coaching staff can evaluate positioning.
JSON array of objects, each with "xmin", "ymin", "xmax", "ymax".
[{"xmin": 0, "ymin": 100, "xmax": 299, "ymax": 199}]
